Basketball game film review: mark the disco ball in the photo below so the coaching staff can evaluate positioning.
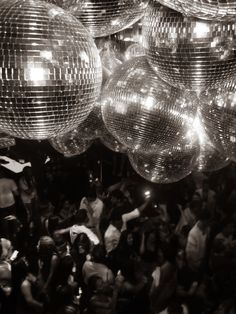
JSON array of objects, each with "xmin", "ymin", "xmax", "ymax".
[
  {"xmin": 49, "ymin": 0, "xmax": 149, "ymax": 38},
  {"xmin": 193, "ymin": 113, "xmax": 231, "ymax": 172},
  {"xmin": 100, "ymin": 131, "xmax": 127, "ymax": 153},
  {"xmin": 128, "ymin": 130, "xmax": 199, "ymax": 184},
  {"xmin": 0, "ymin": 133, "xmax": 16, "ymax": 149},
  {"xmin": 142, "ymin": 2, "xmax": 236, "ymax": 91},
  {"xmin": 157, "ymin": 0, "xmax": 236, "ymax": 21},
  {"xmin": 0, "ymin": 0, "xmax": 102, "ymax": 140},
  {"xmin": 50, "ymin": 129, "xmax": 92, "ymax": 157},
  {"xmin": 77, "ymin": 103, "xmax": 106, "ymax": 140},
  {"xmin": 101, "ymin": 56, "xmax": 197, "ymax": 153},
  {"xmin": 199, "ymin": 80, "xmax": 236, "ymax": 161}
]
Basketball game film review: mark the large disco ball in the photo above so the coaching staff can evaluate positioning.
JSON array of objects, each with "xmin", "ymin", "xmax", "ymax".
[
  {"xmin": 0, "ymin": 0, "xmax": 102, "ymax": 140},
  {"xmin": 0, "ymin": 133, "xmax": 16, "ymax": 149},
  {"xmin": 50, "ymin": 129, "xmax": 92, "ymax": 157},
  {"xmin": 77, "ymin": 103, "xmax": 106, "ymax": 140},
  {"xmin": 193, "ymin": 114, "xmax": 231, "ymax": 172},
  {"xmin": 157, "ymin": 0, "xmax": 236, "ymax": 21},
  {"xmin": 101, "ymin": 56, "xmax": 197, "ymax": 153},
  {"xmin": 142, "ymin": 2, "xmax": 236, "ymax": 91},
  {"xmin": 100, "ymin": 131, "xmax": 127, "ymax": 153},
  {"xmin": 128, "ymin": 130, "xmax": 199, "ymax": 184},
  {"xmin": 49, "ymin": 0, "xmax": 149, "ymax": 38},
  {"xmin": 199, "ymin": 80, "xmax": 236, "ymax": 161}
]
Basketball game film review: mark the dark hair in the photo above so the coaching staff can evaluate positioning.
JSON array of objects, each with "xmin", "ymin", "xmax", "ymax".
[
  {"xmin": 86, "ymin": 186, "xmax": 97, "ymax": 199},
  {"xmin": 74, "ymin": 209, "xmax": 88, "ymax": 224},
  {"xmin": 91, "ymin": 245, "xmax": 106, "ymax": 264},
  {"xmin": 73, "ymin": 232, "xmax": 91, "ymax": 255},
  {"xmin": 110, "ymin": 190, "xmax": 124, "ymax": 201}
]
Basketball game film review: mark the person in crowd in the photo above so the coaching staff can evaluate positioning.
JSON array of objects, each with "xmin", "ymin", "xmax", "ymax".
[
  {"xmin": 82, "ymin": 245, "xmax": 113, "ymax": 285},
  {"xmin": 79, "ymin": 186, "xmax": 104, "ymax": 233},
  {"xmin": 55, "ymin": 209, "xmax": 99, "ymax": 246},
  {"xmin": 196, "ymin": 179, "xmax": 216, "ymax": 213},
  {"xmin": 37, "ymin": 236, "xmax": 60, "ymax": 298},
  {"xmin": 150, "ymin": 246, "xmax": 177, "ymax": 314},
  {"xmin": 0, "ymin": 172, "xmax": 19, "ymax": 237},
  {"xmin": 0, "ymin": 261, "xmax": 15, "ymax": 314},
  {"xmin": 185, "ymin": 212, "xmax": 211, "ymax": 272},
  {"xmin": 19, "ymin": 166, "xmax": 37, "ymax": 224},
  {"xmin": 104, "ymin": 198, "xmax": 150, "ymax": 254},
  {"xmin": 176, "ymin": 192, "xmax": 203, "ymax": 234}
]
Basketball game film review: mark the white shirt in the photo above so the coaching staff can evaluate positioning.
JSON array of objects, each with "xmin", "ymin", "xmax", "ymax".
[
  {"xmin": 104, "ymin": 224, "xmax": 121, "ymax": 253},
  {"xmin": 0, "ymin": 178, "xmax": 17, "ymax": 208},
  {"xmin": 69, "ymin": 224, "xmax": 99, "ymax": 245},
  {"xmin": 104, "ymin": 208, "xmax": 140, "ymax": 253},
  {"xmin": 186, "ymin": 222, "xmax": 208, "ymax": 270},
  {"xmin": 80, "ymin": 197, "xmax": 103, "ymax": 226}
]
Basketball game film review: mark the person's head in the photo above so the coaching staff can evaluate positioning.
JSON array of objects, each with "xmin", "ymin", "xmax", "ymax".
[
  {"xmin": 87, "ymin": 275, "xmax": 103, "ymax": 294},
  {"xmin": 48, "ymin": 215, "xmax": 61, "ymax": 235},
  {"xmin": 198, "ymin": 211, "xmax": 211, "ymax": 232},
  {"xmin": 86, "ymin": 186, "xmax": 97, "ymax": 202},
  {"xmin": 37, "ymin": 236, "xmax": 56, "ymax": 257},
  {"xmin": 74, "ymin": 209, "xmax": 89, "ymax": 226},
  {"xmin": 221, "ymin": 222, "xmax": 235, "ymax": 237},
  {"xmin": 190, "ymin": 192, "xmax": 203, "ymax": 216},
  {"xmin": 118, "ymin": 230, "xmax": 134, "ymax": 249},
  {"xmin": 91, "ymin": 245, "xmax": 106, "ymax": 264},
  {"xmin": 0, "ymin": 262, "xmax": 12, "ymax": 297},
  {"xmin": 109, "ymin": 190, "xmax": 124, "ymax": 207},
  {"xmin": 73, "ymin": 232, "xmax": 91, "ymax": 255},
  {"xmin": 126, "ymin": 218, "xmax": 140, "ymax": 233},
  {"xmin": 22, "ymin": 166, "xmax": 33, "ymax": 178},
  {"xmin": 0, "ymin": 238, "xmax": 13, "ymax": 262}
]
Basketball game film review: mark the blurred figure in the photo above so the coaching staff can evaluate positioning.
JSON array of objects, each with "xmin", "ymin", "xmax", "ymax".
[{"xmin": 0, "ymin": 172, "xmax": 19, "ymax": 237}]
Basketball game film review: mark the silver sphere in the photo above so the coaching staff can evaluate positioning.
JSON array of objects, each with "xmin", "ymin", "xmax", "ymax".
[
  {"xmin": 142, "ymin": 2, "xmax": 236, "ymax": 91},
  {"xmin": 0, "ymin": 133, "xmax": 15, "ymax": 149},
  {"xmin": 101, "ymin": 56, "xmax": 197, "ymax": 153},
  {"xmin": 100, "ymin": 131, "xmax": 127, "ymax": 153},
  {"xmin": 157, "ymin": 0, "xmax": 236, "ymax": 21},
  {"xmin": 0, "ymin": 0, "xmax": 102, "ymax": 140},
  {"xmin": 199, "ymin": 80, "xmax": 236, "ymax": 161},
  {"xmin": 49, "ymin": 0, "xmax": 149, "ymax": 38},
  {"xmin": 50, "ymin": 129, "xmax": 92, "ymax": 157},
  {"xmin": 193, "ymin": 114, "xmax": 231, "ymax": 172},
  {"xmin": 76, "ymin": 103, "xmax": 105, "ymax": 140},
  {"xmin": 128, "ymin": 130, "xmax": 199, "ymax": 184}
]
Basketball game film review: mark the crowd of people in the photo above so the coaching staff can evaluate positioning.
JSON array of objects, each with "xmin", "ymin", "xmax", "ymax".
[{"xmin": 0, "ymin": 160, "xmax": 236, "ymax": 314}]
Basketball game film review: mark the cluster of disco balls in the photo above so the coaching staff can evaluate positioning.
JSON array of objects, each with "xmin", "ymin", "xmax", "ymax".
[{"xmin": 0, "ymin": 0, "xmax": 235, "ymax": 183}]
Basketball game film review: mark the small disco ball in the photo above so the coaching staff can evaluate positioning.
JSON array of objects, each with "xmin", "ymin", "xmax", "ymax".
[
  {"xmin": 101, "ymin": 56, "xmax": 197, "ymax": 153},
  {"xmin": 199, "ymin": 80, "xmax": 236, "ymax": 161},
  {"xmin": 76, "ymin": 103, "xmax": 106, "ymax": 140},
  {"xmin": 50, "ymin": 129, "xmax": 92, "ymax": 157},
  {"xmin": 0, "ymin": 0, "xmax": 102, "ymax": 140},
  {"xmin": 0, "ymin": 133, "xmax": 16, "ymax": 149},
  {"xmin": 193, "ymin": 113, "xmax": 231, "ymax": 172},
  {"xmin": 142, "ymin": 2, "xmax": 236, "ymax": 91},
  {"xmin": 50, "ymin": 0, "xmax": 149, "ymax": 38},
  {"xmin": 128, "ymin": 130, "xmax": 199, "ymax": 184},
  {"xmin": 100, "ymin": 131, "xmax": 127, "ymax": 153},
  {"xmin": 157, "ymin": 0, "xmax": 236, "ymax": 21}
]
